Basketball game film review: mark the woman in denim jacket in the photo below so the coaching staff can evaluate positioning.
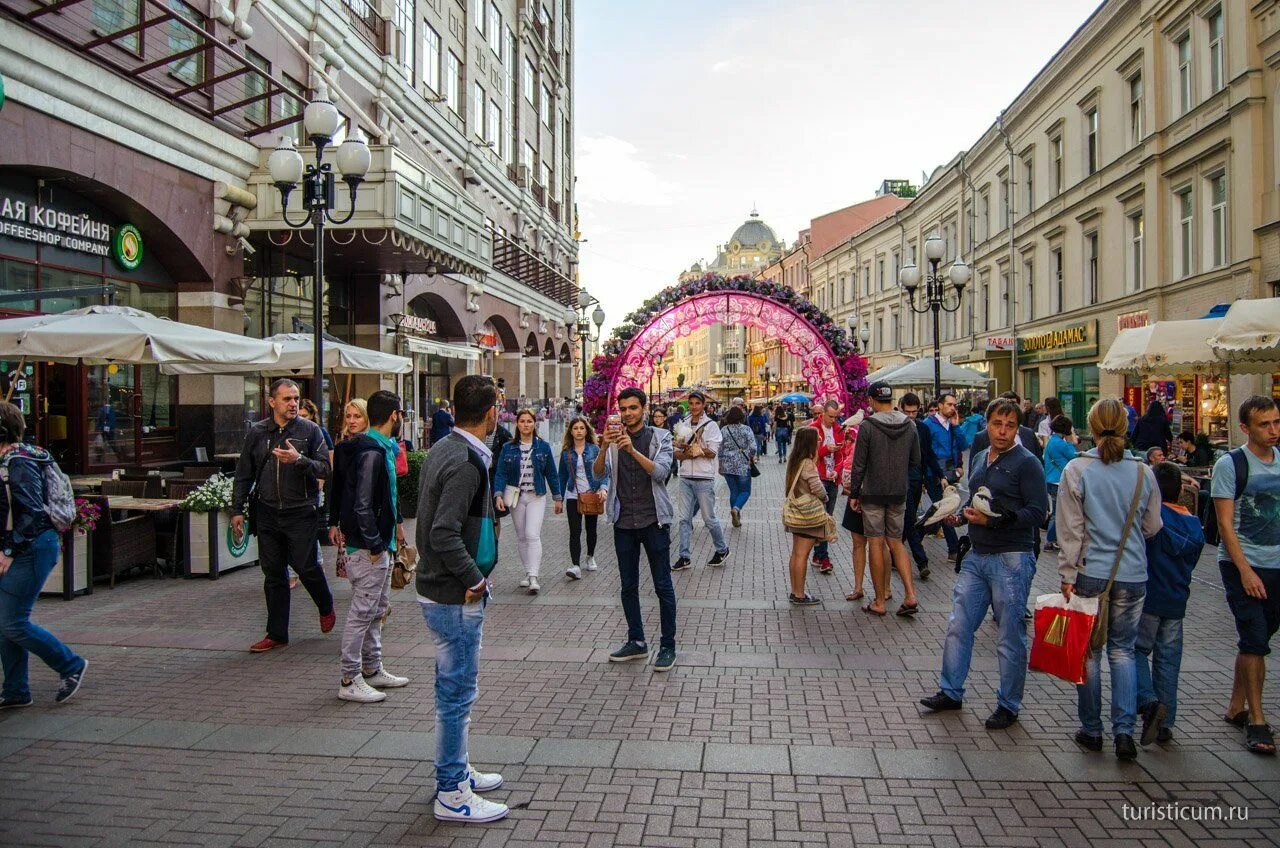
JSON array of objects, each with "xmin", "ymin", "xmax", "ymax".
[
  {"xmin": 558, "ymin": 416, "xmax": 609, "ymax": 580},
  {"xmin": 494, "ymin": 409, "xmax": 563, "ymax": 594}
]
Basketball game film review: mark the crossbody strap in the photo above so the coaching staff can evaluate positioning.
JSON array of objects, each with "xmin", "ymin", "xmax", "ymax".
[{"xmin": 1103, "ymin": 464, "xmax": 1147, "ymax": 594}]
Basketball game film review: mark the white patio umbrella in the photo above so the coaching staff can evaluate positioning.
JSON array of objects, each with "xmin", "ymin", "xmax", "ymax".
[
  {"xmin": 1207, "ymin": 298, "xmax": 1280, "ymax": 373},
  {"xmin": 1099, "ymin": 318, "xmax": 1224, "ymax": 376},
  {"xmin": 876, "ymin": 358, "xmax": 991, "ymax": 388},
  {"xmin": 0, "ymin": 305, "xmax": 282, "ymax": 366},
  {"xmin": 162, "ymin": 332, "xmax": 412, "ymax": 377},
  {"xmin": 864, "ymin": 361, "xmax": 908, "ymax": 383}
]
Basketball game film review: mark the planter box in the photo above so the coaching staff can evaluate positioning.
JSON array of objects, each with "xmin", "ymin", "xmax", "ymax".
[
  {"xmin": 41, "ymin": 530, "xmax": 93, "ymax": 600},
  {"xmin": 184, "ymin": 510, "xmax": 258, "ymax": 578}
]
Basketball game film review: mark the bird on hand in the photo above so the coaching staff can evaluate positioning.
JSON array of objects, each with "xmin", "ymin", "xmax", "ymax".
[
  {"xmin": 917, "ymin": 483, "xmax": 962, "ymax": 528},
  {"xmin": 970, "ymin": 486, "xmax": 1002, "ymax": 519}
]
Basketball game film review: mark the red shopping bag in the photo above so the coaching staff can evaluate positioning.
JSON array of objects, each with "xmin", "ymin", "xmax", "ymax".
[{"xmin": 1028, "ymin": 592, "xmax": 1099, "ymax": 685}]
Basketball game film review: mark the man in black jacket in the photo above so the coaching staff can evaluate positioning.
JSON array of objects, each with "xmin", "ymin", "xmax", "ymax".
[
  {"xmin": 900, "ymin": 393, "xmax": 937, "ymax": 578},
  {"xmin": 329, "ymin": 390, "xmax": 408, "ymax": 704},
  {"xmin": 232, "ymin": 378, "xmax": 334, "ymax": 653}
]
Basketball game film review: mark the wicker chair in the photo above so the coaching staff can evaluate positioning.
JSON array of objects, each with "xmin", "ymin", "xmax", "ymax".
[
  {"xmin": 85, "ymin": 495, "xmax": 158, "ymax": 588},
  {"xmin": 182, "ymin": 464, "xmax": 223, "ymax": 480},
  {"xmin": 100, "ymin": 479, "xmax": 149, "ymax": 498},
  {"xmin": 155, "ymin": 482, "xmax": 200, "ymax": 577}
]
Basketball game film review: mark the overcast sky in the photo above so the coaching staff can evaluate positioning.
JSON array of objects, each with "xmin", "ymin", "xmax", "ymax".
[{"xmin": 573, "ymin": 0, "xmax": 1102, "ymax": 333}]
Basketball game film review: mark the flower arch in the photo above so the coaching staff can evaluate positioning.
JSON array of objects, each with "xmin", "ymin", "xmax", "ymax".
[{"xmin": 584, "ymin": 273, "xmax": 869, "ymax": 427}]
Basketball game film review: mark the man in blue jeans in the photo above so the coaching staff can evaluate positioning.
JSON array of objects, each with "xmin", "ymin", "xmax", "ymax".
[
  {"xmin": 920, "ymin": 399, "xmax": 1047, "ymax": 730},
  {"xmin": 596, "ymin": 387, "xmax": 677, "ymax": 672},
  {"xmin": 416, "ymin": 376, "xmax": 508, "ymax": 824},
  {"xmin": 672, "ymin": 391, "xmax": 729, "ymax": 570}
]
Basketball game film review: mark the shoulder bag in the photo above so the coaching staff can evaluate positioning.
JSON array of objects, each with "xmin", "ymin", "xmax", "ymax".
[
  {"xmin": 1088, "ymin": 464, "xmax": 1147, "ymax": 653},
  {"xmin": 574, "ymin": 449, "xmax": 606, "ymax": 516},
  {"xmin": 727, "ymin": 426, "xmax": 760, "ymax": 478},
  {"xmin": 782, "ymin": 461, "xmax": 830, "ymax": 534}
]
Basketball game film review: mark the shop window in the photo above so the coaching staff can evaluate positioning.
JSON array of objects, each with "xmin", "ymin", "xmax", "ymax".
[
  {"xmin": 1056, "ymin": 364, "xmax": 1100, "ymax": 431},
  {"xmin": 38, "ymin": 268, "xmax": 102, "ymax": 314},
  {"xmin": 1023, "ymin": 370, "xmax": 1040, "ymax": 406},
  {"xmin": 0, "ymin": 258, "xmax": 37, "ymax": 313}
]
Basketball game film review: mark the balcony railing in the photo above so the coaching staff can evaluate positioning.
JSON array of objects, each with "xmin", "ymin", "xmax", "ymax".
[
  {"xmin": 491, "ymin": 226, "xmax": 576, "ymax": 307},
  {"xmin": 345, "ymin": 0, "xmax": 388, "ymax": 54}
]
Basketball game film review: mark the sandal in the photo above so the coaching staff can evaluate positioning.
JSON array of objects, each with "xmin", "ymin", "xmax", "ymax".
[
  {"xmin": 847, "ymin": 589, "xmax": 865, "ymax": 602},
  {"xmin": 862, "ymin": 604, "xmax": 887, "ymax": 617},
  {"xmin": 1245, "ymin": 724, "xmax": 1276, "ymax": 755},
  {"xmin": 1225, "ymin": 710, "xmax": 1249, "ymax": 728},
  {"xmin": 896, "ymin": 602, "xmax": 919, "ymax": 617},
  {"xmin": 788, "ymin": 594, "xmax": 821, "ymax": 606}
]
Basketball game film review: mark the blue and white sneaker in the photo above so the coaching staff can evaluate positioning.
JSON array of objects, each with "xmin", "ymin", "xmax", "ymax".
[
  {"xmin": 468, "ymin": 764, "xmax": 504, "ymax": 792},
  {"xmin": 434, "ymin": 785, "xmax": 509, "ymax": 823}
]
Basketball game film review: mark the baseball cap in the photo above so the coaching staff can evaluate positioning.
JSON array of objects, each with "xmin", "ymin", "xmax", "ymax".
[{"xmin": 868, "ymin": 381, "xmax": 894, "ymax": 403}]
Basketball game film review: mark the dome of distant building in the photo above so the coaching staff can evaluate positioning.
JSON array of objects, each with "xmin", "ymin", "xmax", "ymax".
[
  {"xmin": 728, "ymin": 211, "xmax": 782, "ymax": 252},
  {"xmin": 690, "ymin": 260, "xmax": 703, "ymax": 272}
]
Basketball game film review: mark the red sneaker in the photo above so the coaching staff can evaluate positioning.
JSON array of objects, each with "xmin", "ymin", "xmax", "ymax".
[
  {"xmin": 249, "ymin": 636, "xmax": 286, "ymax": 653},
  {"xmin": 319, "ymin": 610, "xmax": 336, "ymax": 634}
]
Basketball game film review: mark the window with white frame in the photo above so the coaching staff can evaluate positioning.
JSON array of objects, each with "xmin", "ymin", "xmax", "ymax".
[
  {"xmin": 1085, "ymin": 107, "xmax": 1099, "ymax": 175},
  {"xmin": 523, "ymin": 58, "xmax": 536, "ymax": 104},
  {"xmin": 1050, "ymin": 135, "xmax": 1064, "ymax": 195},
  {"xmin": 1177, "ymin": 33, "xmax": 1192, "ymax": 115},
  {"xmin": 1128, "ymin": 211, "xmax": 1144, "ymax": 292},
  {"xmin": 473, "ymin": 0, "xmax": 484, "ymax": 34},
  {"xmin": 1210, "ymin": 172, "xmax": 1228, "ymax": 267},
  {"xmin": 1129, "ymin": 73, "xmax": 1143, "ymax": 146},
  {"xmin": 863, "ymin": 265, "xmax": 870, "ymax": 296},
  {"xmin": 541, "ymin": 83, "xmax": 552, "ymax": 126},
  {"xmin": 422, "ymin": 22, "xmax": 441, "ymax": 93},
  {"xmin": 979, "ymin": 271, "xmax": 990, "ymax": 331},
  {"xmin": 1023, "ymin": 259, "xmax": 1034, "ymax": 322},
  {"xmin": 999, "ymin": 176, "xmax": 1009, "ymax": 229},
  {"xmin": 1051, "ymin": 247, "xmax": 1063, "ymax": 313},
  {"xmin": 445, "ymin": 50, "xmax": 461, "ymax": 115},
  {"xmin": 394, "ymin": 0, "xmax": 413, "ymax": 79},
  {"xmin": 1085, "ymin": 232, "xmax": 1099, "ymax": 305},
  {"xmin": 487, "ymin": 2, "xmax": 501, "ymax": 54},
  {"xmin": 471, "ymin": 82, "xmax": 485, "ymax": 138},
  {"xmin": 891, "ymin": 253, "xmax": 899, "ymax": 290},
  {"xmin": 487, "ymin": 99, "xmax": 502, "ymax": 153},
  {"xmin": 521, "ymin": 141, "xmax": 535, "ymax": 172},
  {"xmin": 979, "ymin": 189, "xmax": 990, "ymax": 241},
  {"xmin": 877, "ymin": 258, "xmax": 885, "ymax": 290},
  {"xmin": 1208, "ymin": 7, "xmax": 1224, "ymax": 94},
  {"xmin": 1177, "ymin": 186, "xmax": 1194, "ymax": 277},
  {"xmin": 999, "ymin": 270, "xmax": 1010, "ymax": 327},
  {"xmin": 1023, "ymin": 154, "xmax": 1034, "ymax": 212},
  {"xmin": 876, "ymin": 315, "xmax": 884, "ymax": 351}
]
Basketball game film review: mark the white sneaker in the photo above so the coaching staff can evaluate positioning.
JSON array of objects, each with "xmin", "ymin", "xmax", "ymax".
[
  {"xmin": 518, "ymin": 575, "xmax": 531, "ymax": 588},
  {"xmin": 467, "ymin": 764, "xmax": 504, "ymax": 792},
  {"xmin": 434, "ymin": 785, "xmax": 509, "ymax": 823},
  {"xmin": 363, "ymin": 667, "xmax": 409, "ymax": 689},
  {"xmin": 566, "ymin": 565, "xmax": 581, "ymax": 580},
  {"xmin": 585, "ymin": 556, "xmax": 598, "ymax": 571},
  {"xmin": 527, "ymin": 576, "xmax": 540, "ymax": 595},
  {"xmin": 338, "ymin": 675, "xmax": 386, "ymax": 703}
]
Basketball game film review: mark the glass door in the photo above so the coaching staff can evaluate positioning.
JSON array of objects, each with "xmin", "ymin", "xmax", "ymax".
[{"xmin": 87, "ymin": 364, "xmax": 137, "ymax": 468}]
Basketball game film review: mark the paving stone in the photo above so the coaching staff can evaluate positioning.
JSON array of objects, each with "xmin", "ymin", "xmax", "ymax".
[
  {"xmin": 876, "ymin": 749, "xmax": 969, "ymax": 780},
  {"xmin": 272, "ymin": 728, "xmax": 378, "ymax": 757},
  {"xmin": 614, "ymin": 740, "xmax": 704, "ymax": 771},
  {"xmin": 713, "ymin": 652, "xmax": 776, "ymax": 668},
  {"xmin": 112, "ymin": 719, "xmax": 220, "ymax": 750},
  {"xmin": 1212, "ymin": 751, "xmax": 1280, "ymax": 783},
  {"xmin": 0, "ymin": 736, "xmax": 32, "ymax": 760},
  {"xmin": 0, "ymin": 712, "xmax": 87, "ymax": 739},
  {"xmin": 468, "ymin": 734, "xmax": 537, "ymax": 764},
  {"xmin": 1043, "ymin": 751, "xmax": 1152, "ymax": 783},
  {"xmin": 960, "ymin": 750, "xmax": 1056, "ymax": 782},
  {"xmin": 1136, "ymin": 748, "xmax": 1248, "ymax": 782},
  {"xmin": 356, "ymin": 730, "xmax": 436, "ymax": 761},
  {"xmin": 526, "ymin": 738, "xmax": 620, "ymax": 768},
  {"xmin": 703, "ymin": 743, "xmax": 790, "ymax": 775},
  {"xmin": 56, "ymin": 715, "xmax": 149, "ymax": 744},
  {"xmin": 790, "ymin": 745, "xmax": 880, "ymax": 778},
  {"xmin": 191, "ymin": 723, "xmax": 297, "ymax": 753}
]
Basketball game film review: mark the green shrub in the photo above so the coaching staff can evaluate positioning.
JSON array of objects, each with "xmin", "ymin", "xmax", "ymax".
[{"xmin": 399, "ymin": 450, "xmax": 427, "ymax": 517}]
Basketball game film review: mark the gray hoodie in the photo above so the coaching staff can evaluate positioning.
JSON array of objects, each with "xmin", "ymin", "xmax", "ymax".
[{"xmin": 849, "ymin": 410, "xmax": 921, "ymax": 505}]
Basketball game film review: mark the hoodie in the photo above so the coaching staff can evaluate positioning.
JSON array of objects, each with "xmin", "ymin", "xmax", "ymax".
[
  {"xmin": 849, "ymin": 410, "xmax": 921, "ymax": 505},
  {"xmin": 0, "ymin": 444, "xmax": 57, "ymax": 556},
  {"xmin": 1143, "ymin": 503, "xmax": 1205, "ymax": 619}
]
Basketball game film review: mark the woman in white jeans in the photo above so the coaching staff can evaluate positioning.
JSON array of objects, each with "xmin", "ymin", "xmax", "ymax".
[{"xmin": 494, "ymin": 409, "xmax": 563, "ymax": 594}]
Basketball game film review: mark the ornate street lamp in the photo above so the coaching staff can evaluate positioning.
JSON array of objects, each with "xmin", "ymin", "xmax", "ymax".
[
  {"xmin": 566, "ymin": 288, "xmax": 605, "ymax": 388},
  {"xmin": 846, "ymin": 315, "xmax": 871, "ymax": 354},
  {"xmin": 899, "ymin": 232, "xmax": 970, "ymax": 399},
  {"xmin": 266, "ymin": 83, "xmax": 370, "ymax": 417}
]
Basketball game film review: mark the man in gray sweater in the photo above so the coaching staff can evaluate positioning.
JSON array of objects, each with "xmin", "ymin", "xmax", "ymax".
[
  {"xmin": 849, "ymin": 381, "xmax": 922, "ymax": 616},
  {"xmin": 415, "ymin": 375, "xmax": 508, "ymax": 825}
]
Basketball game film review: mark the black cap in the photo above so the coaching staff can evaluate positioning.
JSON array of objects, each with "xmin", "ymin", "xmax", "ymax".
[
  {"xmin": 687, "ymin": 390, "xmax": 707, "ymax": 402},
  {"xmin": 868, "ymin": 381, "xmax": 894, "ymax": 403}
]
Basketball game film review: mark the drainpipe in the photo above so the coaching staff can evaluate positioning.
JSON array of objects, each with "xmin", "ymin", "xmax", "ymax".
[
  {"xmin": 956, "ymin": 152, "xmax": 975, "ymax": 352},
  {"xmin": 849, "ymin": 240, "xmax": 860, "ymax": 357},
  {"xmin": 997, "ymin": 110, "xmax": 1018, "ymax": 395},
  {"xmin": 895, "ymin": 211, "xmax": 907, "ymax": 356}
]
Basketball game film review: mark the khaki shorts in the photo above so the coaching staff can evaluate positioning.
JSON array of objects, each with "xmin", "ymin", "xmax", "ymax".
[{"xmin": 861, "ymin": 502, "xmax": 905, "ymax": 539}]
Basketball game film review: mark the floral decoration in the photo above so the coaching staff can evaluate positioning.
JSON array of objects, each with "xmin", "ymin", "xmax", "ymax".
[
  {"xmin": 179, "ymin": 474, "xmax": 234, "ymax": 513},
  {"xmin": 72, "ymin": 498, "xmax": 102, "ymax": 535}
]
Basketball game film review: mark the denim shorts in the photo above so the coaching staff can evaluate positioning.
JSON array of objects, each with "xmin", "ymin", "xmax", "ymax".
[{"xmin": 1219, "ymin": 561, "xmax": 1280, "ymax": 656}]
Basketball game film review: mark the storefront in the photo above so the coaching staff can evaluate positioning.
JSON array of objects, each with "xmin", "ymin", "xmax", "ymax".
[
  {"xmin": 954, "ymin": 335, "xmax": 1015, "ymax": 403},
  {"xmin": 1017, "ymin": 320, "xmax": 1099, "ymax": 430},
  {"xmin": 395, "ymin": 310, "xmax": 479, "ymax": 446}
]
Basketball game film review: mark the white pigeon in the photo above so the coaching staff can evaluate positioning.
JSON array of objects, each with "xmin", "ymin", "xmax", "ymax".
[
  {"xmin": 841, "ymin": 410, "xmax": 865, "ymax": 429},
  {"xmin": 917, "ymin": 483, "xmax": 962, "ymax": 527},
  {"xmin": 971, "ymin": 486, "xmax": 1002, "ymax": 519}
]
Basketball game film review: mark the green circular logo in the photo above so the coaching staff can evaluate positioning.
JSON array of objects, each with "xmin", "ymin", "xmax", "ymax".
[
  {"xmin": 112, "ymin": 224, "xmax": 143, "ymax": 271},
  {"xmin": 226, "ymin": 522, "xmax": 250, "ymax": 557}
]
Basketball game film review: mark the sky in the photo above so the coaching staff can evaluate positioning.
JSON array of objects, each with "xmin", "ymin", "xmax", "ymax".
[{"xmin": 573, "ymin": 0, "xmax": 1103, "ymax": 333}]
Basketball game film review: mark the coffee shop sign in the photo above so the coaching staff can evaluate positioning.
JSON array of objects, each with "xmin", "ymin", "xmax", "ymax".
[
  {"xmin": 0, "ymin": 196, "xmax": 112, "ymax": 255},
  {"xmin": 395, "ymin": 314, "xmax": 438, "ymax": 335}
]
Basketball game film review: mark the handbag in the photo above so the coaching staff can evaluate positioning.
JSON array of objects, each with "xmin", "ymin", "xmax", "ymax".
[
  {"xmin": 1087, "ymin": 466, "xmax": 1148, "ymax": 653},
  {"xmin": 727, "ymin": 427, "xmax": 761, "ymax": 478},
  {"xmin": 576, "ymin": 489, "xmax": 605, "ymax": 516},
  {"xmin": 390, "ymin": 544, "xmax": 417, "ymax": 590},
  {"xmin": 334, "ymin": 549, "xmax": 348, "ymax": 579},
  {"xmin": 394, "ymin": 440, "xmax": 409, "ymax": 476},
  {"xmin": 503, "ymin": 485, "xmax": 521, "ymax": 511},
  {"xmin": 782, "ymin": 461, "xmax": 829, "ymax": 531}
]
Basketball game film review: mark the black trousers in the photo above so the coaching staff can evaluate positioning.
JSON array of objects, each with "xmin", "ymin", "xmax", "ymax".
[
  {"xmin": 614, "ymin": 522, "xmax": 676, "ymax": 650},
  {"xmin": 566, "ymin": 498, "xmax": 598, "ymax": 566},
  {"xmin": 256, "ymin": 505, "xmax": 333, "ymax": 642}
]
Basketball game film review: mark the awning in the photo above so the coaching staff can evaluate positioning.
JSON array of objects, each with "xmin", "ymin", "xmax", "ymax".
[
  {"xmin": 873, "ymin": 358, "xmax": 991, "ymax": 388},
  {"xmin": 162, "ymin": 332, "xmax": 410, "ymax": 376},
  {"xmin": 404, "ymin": 337, "xmax": 480, "ymax": 361},
  {"xmin": 1207, "ymin": 298, "xmax": 1280, "ymax": 374},
  {"xmin": 1100, "ymin": 319, "xmax": 1224, "ymax": 376}
]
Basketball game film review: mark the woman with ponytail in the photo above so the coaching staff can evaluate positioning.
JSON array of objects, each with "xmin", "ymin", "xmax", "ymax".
[{"xmin": 1055, "ymin": 398, "xmax": 1164, "ymax": 761}]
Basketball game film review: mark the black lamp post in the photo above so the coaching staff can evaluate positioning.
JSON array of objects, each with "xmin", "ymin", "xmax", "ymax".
[
  {"xmin": 846, "ymin": 314, "xmax": 871, "ymax": 354},
  {"xmin": 898, "ymin": 233, "xmax": 971, "ymax": 400},
  {"xmin": 266, "ymin": 83, "xmax": 370, "ymax": 418},
  {"xmin": 566, "ymin": 288, "xmax": 605, "ymax": 389}
]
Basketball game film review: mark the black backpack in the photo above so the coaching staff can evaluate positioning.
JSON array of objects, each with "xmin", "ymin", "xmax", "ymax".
[{"xmin": 1201, "ymin": 448, "xmax": 1250, "ymax": 547}]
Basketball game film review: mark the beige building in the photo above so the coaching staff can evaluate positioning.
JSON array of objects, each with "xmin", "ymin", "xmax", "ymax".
[{"xmin": 831, "ymin": 0, "xmax": 1277, "ymax": 438}]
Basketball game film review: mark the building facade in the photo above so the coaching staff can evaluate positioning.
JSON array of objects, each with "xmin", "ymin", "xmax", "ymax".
[{"xmin": 0, "ymin": 0, "xmax": 579, "ymax": 469}]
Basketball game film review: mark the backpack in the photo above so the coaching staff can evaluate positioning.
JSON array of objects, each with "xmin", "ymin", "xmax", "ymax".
[
  {"xmin": 1201, "ymin": 448, "xmax": 1250, "ymax": 547},
  {"xmin": 1, "ymin": 453, "xmax": 76, "ymax": 534}
]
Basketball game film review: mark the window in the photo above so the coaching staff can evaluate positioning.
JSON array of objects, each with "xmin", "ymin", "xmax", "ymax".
[
  {"xmin": 889, "ymin": 310, "xmax": 899, "ymax": 350},
  {"xmin": 422, "ymin": 23, "xmax": 441, "ymax": 92},
  {"xmin": 1210, "ymin": 172, "xmax": 1228, "ymax": 267},
  {"xmin": 280, "ymin": 74, "xmax": 305, "ymax": 144},
  {"xmin": 540, "ymin": 83, "xmax": 552, "ymax": 126},
  {"xmin": 168, "ymin": 0, "xmax": 206, "ymax": 87},
  {"xmin": 243, "ymin": 48, "xmax": 269, "ymax": 127},
  {"xmin": 1177, "ymin": 187, "xmax": 1194, "ymax": 277},
  {"xmin": 1085, "ymin": 108, "xmax": 1099, "ymax": 175},
  {"xmin": 394, "ymin": 0, "xmax": 413, "ymax": 78},
  {"xmin": 862, "ymin": 265, "xmax": 870, "ymax": 297},
  {"xmin": 999, "ymin": 270, "xmax": 1010, "ymax": 327},
  {"xmin": 521, "ymin": 142, "xmax": 535, "ymax": 172},
  {"xmin": 1128, "ymin": 211, "xmax": 1144, "ymax": 292},
  {"xmin": 1050, "ymin": 135, "xmax": 1064, "ymax": 195},
  {"xmin": 445, "ymin": 51, "xmax": 461, "ymax": 115},
  {"xmin": 1051, "ymin": 247, "xmax": 1063, "ymax": 313},
  {"xmin": 978, "ymin": 190, "xmax": 990, "ymax": 241},
  {"xmin": 487, "ymin": 1, "xmax": 501, "ymax": 54},
  {"xmin": 891, "ymin": 253, "xmax": 900, "ymax": 291},
  {"xmin": 1023, "ymin": 259, "xmax": 1034, "ymax": 322},
  {"xmin": 877, "ymin": 258, "xmax": 885, "ymax": 290},
  {"xmin": 1022, "ymin": 154, "xmax": 1034, "ymax": 212},
  {"xmin": 1129, "ymin": 74, "xmax": 1143, "ymax": 146},
  {"xmin": 471, "ymin": 83, "xmax": 485, "ymax": 138},
  {"xmin": 523, "ymin": 58, "xmax": 536, "ymax": 104},
  {"xmin": 1177, "ymin": 34, "xmax": 1192, "ymax": 115},
  {"xmin": 1085, "ymin": 232, "xmax": 1099, "ymax": 305},
  {"xmin": 876, "ymin": 316, "xmax": 884, "ymax": 352},
  {"xmin": 540, "ymin": 160, "xmax": 551, "ymax": 191},
  {"xmin": 487, "ymin": 99, "xmax": 502, "ymax": 152},
  {"xmin": 1208, "ymin": 8, "xmax": 1224, "ymax": 94},
  {"xmin": 93, "ymin": 0, "xmax": 141, "ymax": 53},
  {"xmin": 999, "ymin": 176, "xmax": 1009, "ymax": 229},
  {"xmin": 473, "ymin": 0, "xmax": 484, "ymax": 34}
]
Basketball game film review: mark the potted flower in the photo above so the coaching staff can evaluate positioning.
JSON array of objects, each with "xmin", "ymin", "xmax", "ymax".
[
  {"xmin": 179, "ymin": 474, "xmax": 258, "ymax": 578},
  {"xmin": 44, "ymin": 498, "xmax": 101, "ymax": 600}
]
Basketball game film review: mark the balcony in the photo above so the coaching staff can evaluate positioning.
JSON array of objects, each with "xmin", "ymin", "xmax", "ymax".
[
  {"xmin": 531, "ymin": 182, "xmax": 546, "ymax": 207},
  {"xmin": 491, "ymin": 226, "xmax": 576, "ymax": 307},
  {"xmin": 344, "ymin": 0, "xmax": 389, "ymax": 54}
]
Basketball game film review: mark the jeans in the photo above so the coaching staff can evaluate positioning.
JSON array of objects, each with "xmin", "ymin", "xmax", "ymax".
[
  {"xmin": 1135, "ymin": 612, "xmax": 1184, "ymax": 729},
  {"xmin": 257, "ymin": 505, "xmax": 334, "ymax": 643},
  {"xmin": 509, "ymin": 493, "xmax": 547, "ymax": 577},
  {"xmin": 924, "ymin": 477, "xmax": 959, "ymax": 554},
  {"xmin": 420, "ymin": 600, "xmax": 485, "ymax": 794},
  {"xmin": 614, "ymin": 523, "xmax": 676, "ymax": 650},
  {"xmin": 722, "ymin": 473, "xmax": 752, "ymax": 511},
  {"xmin": 1074, "ymin": 573, "xmax": 1146, "ymax": 738},
  {"xmin": 1046, "ymin": 483, "xmax": 1059, "ymax": 544},
  {"xmin": 0, "ymin": 531, "xmax": 82, "ymax": 700},
  {"xmin": 939, "ymin": 550, "xmax": 1036, "ymax": 713},
  {"xmin": 903, "ymin": 480, "xmax": 928, "ymax": 565},
  {"xmin": 812, "ymin": 481, "xmax": 839, "ymax": 561},
  {"xmin": 340, "ymin": 549, "xmax": 391, "ymax": 679},
  {"xmin": 776, "ymin": 429, "xmax": 791, "ymax": 459},
  {"xmin": 566, "ymin": 497, "xmax": 598, "ymax": 566},
  {"xmin": 678, "ymin": 477, "xmax": 727, "ymax": 558},
  {"xmin": 755, "ymin": 434, "xmax": 768, "ymax": 455}
]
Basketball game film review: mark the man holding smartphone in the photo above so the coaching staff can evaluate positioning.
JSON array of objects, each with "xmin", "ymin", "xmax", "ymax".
[{"xmin": 232, "ymin": 378, "xmax": 335, "ymax": 653}]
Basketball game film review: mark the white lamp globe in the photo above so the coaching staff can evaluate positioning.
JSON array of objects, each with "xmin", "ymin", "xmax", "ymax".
[
  {"xmin": 578, "ymin": 288, "xmax": 592, "ymax": 309},
  {"xmin": 948, "ymin": 258, "xmax": 972, "ymax": 290},
  {"xmin": 924, "ymin": 233, "xmax": 945, "ymax": 262},
  {"xmin": 267, "ymin": 135, "xmax": 304, "ymax": 187},
  {"xmin": 592, "ymin": 305, "xmax": 606, "ymax": 327},
  {"xmin": 898, "ymin": 261, "xmax": 922, "ymax": 291},
  {"xmin": 336, "ymin": 127, "xmax": 371, "ymax": 179},
  {"xmin": 303, "ymin": 84, "xmax": 342, "ymax": 144}
]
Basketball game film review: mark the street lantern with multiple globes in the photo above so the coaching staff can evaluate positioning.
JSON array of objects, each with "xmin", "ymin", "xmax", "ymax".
[
  {"xmin": 846, "ymin": 314, "xmax": 871, "ymax": 353},
  {"xmin": 566, "ymin": 288, "xmax": 605, "ymax": 389},
  {"xmin": 266, "ymin": 83, "xmax": 371, "ymax": 418},
  {"xmin": 898, "ymin": 232, "xmax": 971, "ymax": 400}
]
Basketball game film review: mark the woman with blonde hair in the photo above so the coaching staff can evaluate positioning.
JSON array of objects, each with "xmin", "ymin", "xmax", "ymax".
[
  {"xmin": 494, "ymin": 409, "xmax": 563, "ymax": 594},
  {"xmin": 1056, "ymin": 398, "xmax": 1163, "ymax": 761},
  {"xmin": 342, "ymin": 399, "xmax": 369, "ymax": 440}
]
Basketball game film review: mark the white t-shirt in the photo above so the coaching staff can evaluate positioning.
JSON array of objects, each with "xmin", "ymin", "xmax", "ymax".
[
  {"xmin": 820, "ymin": 422, "xmax": 836, "ymax": 478},
  {"xmin": 674, "ymin": 415, "xmax": 722, "ymax": 479},
  {"xmin": 565, "ymin": 449, "xmax": 590, "ymax": 499},
  {"xmin": 1036, "ymin": 418, "xmax": 1051, "ymax": 438}
]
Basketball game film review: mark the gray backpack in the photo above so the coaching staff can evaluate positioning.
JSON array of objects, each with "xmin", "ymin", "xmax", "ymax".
[{"xmin": 1, "ymin": 454, "xmax": 76, "ymax": 533}]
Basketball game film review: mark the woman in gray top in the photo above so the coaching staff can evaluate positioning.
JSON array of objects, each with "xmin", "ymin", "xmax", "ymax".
[{"xmin": 719, "ymin": 406, "xmax": 758, "ymax": 528}]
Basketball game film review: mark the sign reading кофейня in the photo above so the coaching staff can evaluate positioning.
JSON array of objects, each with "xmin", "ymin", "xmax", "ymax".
[{"xmin": 1017, "ymin": 319, "xmax": 1099, "ymax": 363}]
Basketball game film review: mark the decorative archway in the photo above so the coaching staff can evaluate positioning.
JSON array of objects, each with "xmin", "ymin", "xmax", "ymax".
[{"xmin": 584, "ymin": 274, "xmax": 869, "ymax": 426}]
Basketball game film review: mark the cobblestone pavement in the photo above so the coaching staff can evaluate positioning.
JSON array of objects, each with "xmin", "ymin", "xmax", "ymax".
[{"xmin": 1, "ymin": 457, "xmax": 1277, "ymax": 847}]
